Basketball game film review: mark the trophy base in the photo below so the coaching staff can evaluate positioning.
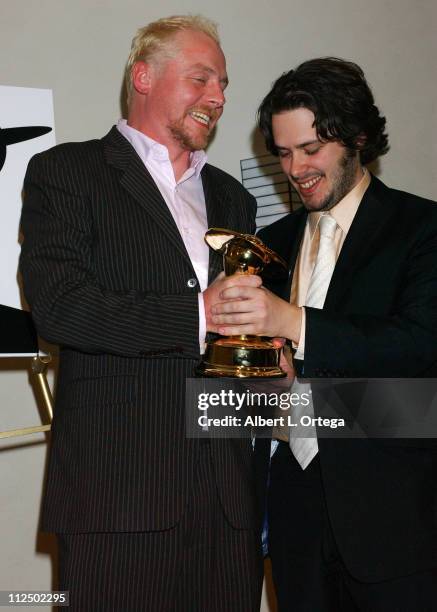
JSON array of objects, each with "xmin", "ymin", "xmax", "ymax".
[{"xmin": 196, "ymin": 336, "xmax": 286, "ymax": 378}]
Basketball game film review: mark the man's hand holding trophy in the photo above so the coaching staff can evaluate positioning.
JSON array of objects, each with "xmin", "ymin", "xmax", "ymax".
[{"xmin": 198, "ymin": 228, "xmax": 300, "ymax": 378}]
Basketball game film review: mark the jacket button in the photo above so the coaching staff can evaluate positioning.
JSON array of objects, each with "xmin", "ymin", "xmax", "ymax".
[{"xmin": 187, "ymin": 278, "xmax": 198, "ymax": 288}]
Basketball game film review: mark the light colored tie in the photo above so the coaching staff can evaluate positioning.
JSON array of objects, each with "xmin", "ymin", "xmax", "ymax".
[
  {"xmin": 290, "ymin": 214, "xmax": 337, "ymax": 469},
  {"xmin": 305, "ymin": 214, "xmax": 338, "ymax": 308}
]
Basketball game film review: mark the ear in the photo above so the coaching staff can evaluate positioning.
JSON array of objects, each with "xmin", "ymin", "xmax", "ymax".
[
  {"xmin": 355, "ymin": 133, "xmax": 367, "ymax": 150},
  {"xmin": 131, "ymin": 61, "xmax": 152, "ymax": 95}
]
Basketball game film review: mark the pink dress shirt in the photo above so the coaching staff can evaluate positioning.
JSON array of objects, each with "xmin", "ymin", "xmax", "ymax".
[{"xmin": 117, "ymin": 119, "xmax": 209, "ymax": 351}]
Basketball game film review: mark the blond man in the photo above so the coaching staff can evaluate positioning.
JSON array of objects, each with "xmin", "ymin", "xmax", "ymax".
[{"xmin": 20, "ymin": 15, "xmax": 261, "ymax": 611}]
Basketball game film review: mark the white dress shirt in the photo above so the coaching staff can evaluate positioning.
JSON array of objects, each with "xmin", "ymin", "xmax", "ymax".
[
  {"xmin": 293, "ymin": 169, "xmax": 371, "ymax": 359},
  {"xmin": 117, "ymin": 119, "xmax": 209, "ymax": 351}
]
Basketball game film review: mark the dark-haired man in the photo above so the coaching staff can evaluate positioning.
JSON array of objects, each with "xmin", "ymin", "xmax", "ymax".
[{"xmin": 211, "ymin": 58, "xmax": 437, "ymax": 610}]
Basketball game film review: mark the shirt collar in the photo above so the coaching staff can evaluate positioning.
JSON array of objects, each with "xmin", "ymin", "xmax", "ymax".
[
  {"xmin": 308, "ymin": 168, "xmax": 371, "ymax": 237},
  {"xmin": 116, "ymin": 118, "xmax": 208, "ymax": 178}
]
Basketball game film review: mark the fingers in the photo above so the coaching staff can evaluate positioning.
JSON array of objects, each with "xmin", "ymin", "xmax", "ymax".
[
  {"xmin": 212, "ymin": 289, "xmax": 266, "ymax": 329},
  {"xmin": 212, "ymin": 282, "xmax": 270, "ymax": 336},
  {"xmin": 204, "ymin": 274, "xmax": 262, "ymax": 332},
  {"xmin": 219, "ymin": 285, "xmax": 261, "ymax": 301},
  {"xmin": 211, "ymin": 300, "xmax": 268, "ymax": 336},
  {"xmin": 219, "ymin": 274, "xmax": 262, "ymax": 294},
  {"xmin": 216, "ymin": 324, "xmax": 259, "ymax": 336},
  {"xmin": 212, "ymin": 289, "xmax": 261, "ymax": 313},
  {"xmin": 213, "ymin": 311, "xmax": 256, "ymax": 325},
  {"xmin": 211, "ymin": 288, "xmax": 298, "ymax": 340}
]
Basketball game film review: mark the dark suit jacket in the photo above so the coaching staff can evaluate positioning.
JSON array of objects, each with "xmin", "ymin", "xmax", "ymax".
[
  {"xmin": 19, "ymin": 126, "xmax": 257, "ymax": 533},
  {"xmin": 257, "ymin": 176, "xmax": 437, "ymax": 581}
]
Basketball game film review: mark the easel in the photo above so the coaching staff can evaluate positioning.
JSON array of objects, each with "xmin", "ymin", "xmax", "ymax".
[{"xmin": 0, "ymin": 305, "xmax": 53, "ymax": 439}]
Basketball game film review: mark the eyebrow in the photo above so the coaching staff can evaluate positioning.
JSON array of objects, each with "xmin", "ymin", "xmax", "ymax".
[
  {"xmin": 297, "ymin": 140, "xmax": 320, "ymax": 148},
  {"xmin": 189, "ymin": 63, "xmax": 229, "ymax": 87},
  {"xmin": 276, "ymin": 140, "xmax": 320, "ymax": 151}
]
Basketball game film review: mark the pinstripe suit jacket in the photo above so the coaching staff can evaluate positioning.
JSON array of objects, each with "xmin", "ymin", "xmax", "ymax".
[{"xmin": 20, "ymin": 126, "xmax": 257, "ymax": 533}]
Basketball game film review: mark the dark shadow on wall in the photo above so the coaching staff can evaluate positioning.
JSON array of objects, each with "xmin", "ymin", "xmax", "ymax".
[
  {"xmin": 250, "ymin": 125, "xmax": 269, "ymax": 160},
  {"xmin": 0, "ymin": 353, "xmax": 58, "ymax": 609}
]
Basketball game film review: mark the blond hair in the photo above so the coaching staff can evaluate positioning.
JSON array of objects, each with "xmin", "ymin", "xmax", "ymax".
[{"xmin": 125, "ymin": 15, "xmax": 220, "ymax": 105}]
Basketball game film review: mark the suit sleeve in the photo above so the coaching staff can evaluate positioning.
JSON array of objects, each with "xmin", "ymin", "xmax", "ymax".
[
  {"xmin": 303, "ymin": 207, "xmax": 437, "ymax": 377},
  {"xmin": 19, "ymin": 152, "xmax": 204, "ymax": 359}
]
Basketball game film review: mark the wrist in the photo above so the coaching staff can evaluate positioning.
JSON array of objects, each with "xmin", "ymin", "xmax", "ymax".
[{"xmin": 283, "ymin": 304, "xmax": 302, "ymax": 344}]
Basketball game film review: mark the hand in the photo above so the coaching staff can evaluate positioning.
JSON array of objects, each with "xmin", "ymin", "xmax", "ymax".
[
  {"xmin": 279, "ymin": 345, "xmax": 296, "ymax": 381},
  {"xmin": 203, "ymin": 272, "xmax": 262, "ymax": 333},
  {"xmin": 238, "ymin": 340, "xmax": 295, "ymax": 394},
  {"xmin": 210, "ymin": 278, "xmax": 302, "ymax": 343},
  {"xmin": 272, "ymin": 338, "xmax": 296, "ymax": 383}
]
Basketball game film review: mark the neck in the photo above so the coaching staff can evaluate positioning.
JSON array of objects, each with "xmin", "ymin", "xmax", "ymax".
[
  {"xmin": 170, "ymin": 149, "xmax": 192, "ymax": 182},
  {"xmin": 351, "ymin": 163, "xmax": 366, "ymax": 190},
  {"xmin": 127, "ymin": 112, "xmax": 192, "ymax": 182}
]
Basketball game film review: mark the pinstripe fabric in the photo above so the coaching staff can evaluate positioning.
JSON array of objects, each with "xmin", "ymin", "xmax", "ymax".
[
  {"xmin": 58, "ymin": 445, "xmax": 263, "ymax": 611},
  {"xmin": 19, "ymin": 126, "xmax": 258, "ymax": 534}
]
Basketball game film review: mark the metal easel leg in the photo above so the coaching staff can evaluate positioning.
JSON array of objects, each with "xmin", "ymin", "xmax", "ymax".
[
  {"xmin": 31, "ymin": 354, "xmax": 54, "ymax": 420},
  {"xmin": 0, "ymin": 354, "xmax": 53, "ymax": 439}
]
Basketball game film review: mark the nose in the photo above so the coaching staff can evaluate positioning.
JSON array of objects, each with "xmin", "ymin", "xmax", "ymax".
[
  {"xmin": 207, "ymin": 80, "xmax": 226, "ymax": 109},
  {"xmin": 282, "ymin": 152, "xmax": 307, "ymax": 179}
]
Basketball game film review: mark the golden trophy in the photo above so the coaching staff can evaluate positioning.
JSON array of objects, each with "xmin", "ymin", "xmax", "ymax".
[{"xmin": 197, "ymin": 228, "xmax": 288, "ymax": 378}]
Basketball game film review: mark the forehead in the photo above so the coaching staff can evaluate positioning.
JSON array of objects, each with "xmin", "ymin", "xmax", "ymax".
[
  {"xmin": 169, "ymin": 29, "xmax": 226, "ymax": 72},
  {"xmin": 272, "ymin": 107, "xmax": 317, "ymax": 145}
]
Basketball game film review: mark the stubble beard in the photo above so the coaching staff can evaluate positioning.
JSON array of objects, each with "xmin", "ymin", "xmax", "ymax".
[
  {"xmin": 310, "ymin": 149, "xmax": 361, "ymax": 212},
  {"xmin": 168, "ymin": 117, "xmax": 211, "ymax": 152}
]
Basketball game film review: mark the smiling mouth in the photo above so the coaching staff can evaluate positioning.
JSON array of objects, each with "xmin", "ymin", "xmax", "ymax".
[
  {"xmin": 189, "ymin": 111, "xmax": 211, "ymax": 127},
  {"xmin": 298, "ymin": 176, "xmax": 322, "ymax": 190}
]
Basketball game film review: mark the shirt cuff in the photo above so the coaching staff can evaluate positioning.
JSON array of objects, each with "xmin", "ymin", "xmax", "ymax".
[
  {"xmin": 293, "ymin": 306, "xmax": 306, "ymax": 360},
  {"xmin": 198, "ymin": 293, "xmax": 207, "ymax": 355}
]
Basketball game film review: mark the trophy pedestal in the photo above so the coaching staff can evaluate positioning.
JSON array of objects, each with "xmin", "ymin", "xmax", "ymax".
[{"xmin": 197, "ymin": 336, "xmax": 286, "ymax": 378}]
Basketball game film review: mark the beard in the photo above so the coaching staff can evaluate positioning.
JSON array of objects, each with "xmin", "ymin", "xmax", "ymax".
[
  {"xmin": 168, "ymin": 109, "xmax": 218, "ymax": 152},
  {"xmin": 313, "ymin": 149, "xmax": 360, "ymax": 212},
  {"xmin": 168, "ymin": 121, "xmax": 209, "ymax": 151}
]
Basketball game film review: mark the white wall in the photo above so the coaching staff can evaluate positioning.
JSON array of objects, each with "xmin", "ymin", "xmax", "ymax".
[{"xmin": 1, "ymin": 1, "xmax": 436, "ymax": 610}]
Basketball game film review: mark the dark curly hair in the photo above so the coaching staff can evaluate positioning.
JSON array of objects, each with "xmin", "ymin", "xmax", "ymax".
[{"xmin": 258, "ymin": 57, "xmax": 389, "ymax": 165}]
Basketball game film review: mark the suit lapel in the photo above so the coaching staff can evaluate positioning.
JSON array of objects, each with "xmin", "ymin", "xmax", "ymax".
[
  {"xmin": 202, "ymin": 165, "xmax": 232, "ymax": 230},
  {"xmin": 283, "ymin": 209, "xmax": 307, "ymax": 299},
  {"xmin": 324, "ymin": 176, "xmax": 395, "ymax": 309},
  {"xmin": 201, "ymin": 165, "xmax": 232, "ymax": 284},
  {"xmin": 102, "ymin": 127, "xmax": 193, "ymax": 265},
  {"xmin": 259, "ymin": 208, "xmax": 307, "ymax": 300}
]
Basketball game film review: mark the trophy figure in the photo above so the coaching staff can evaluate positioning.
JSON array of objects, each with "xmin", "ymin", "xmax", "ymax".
[{"xmin": 196, "ymin": 228, "xmax": 288, "ymax": 378}]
